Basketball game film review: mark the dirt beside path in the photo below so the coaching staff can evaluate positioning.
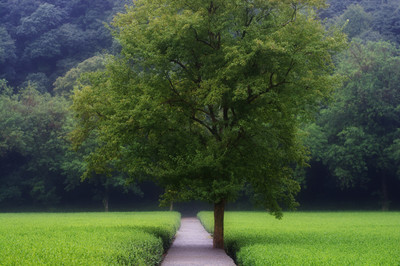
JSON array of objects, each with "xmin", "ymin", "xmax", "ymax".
[{"xmin": 161, "ymin": 217, "xmax": 236, "ymax": 266}]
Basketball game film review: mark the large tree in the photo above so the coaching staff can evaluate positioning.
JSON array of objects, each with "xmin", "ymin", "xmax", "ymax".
[{"xmin": 71, "ymin": 0, "xmax": 345, "ymax": 248}]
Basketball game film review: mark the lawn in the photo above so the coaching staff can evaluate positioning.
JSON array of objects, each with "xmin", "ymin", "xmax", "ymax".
[
  {"xmin": 198, "ymin": 211, "xmax": 400, "ymax": 265},
  {"xmin": 0, "ymin": 212, "xmax": 180, "ymax": 265}
]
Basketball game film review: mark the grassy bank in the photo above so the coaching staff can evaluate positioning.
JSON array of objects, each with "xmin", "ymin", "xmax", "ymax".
[
  {"xmin": 198, "ymin": 211, "xmax": 400, "ymax": 265},
  {"xmin": 0, "ymin": 212, "xmax": 180, "ymax": 265}
]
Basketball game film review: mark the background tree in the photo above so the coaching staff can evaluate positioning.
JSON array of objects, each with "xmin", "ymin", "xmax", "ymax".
[
  {"xmin": 0, "ymin": 27, "xmax": 16, "ymax": 81},
  {"xmin": 0, "ymin": 78, "xmax": 142, "ymax": 210},
  {"xmin": 318, "ymin": 0, "xmax": 360, "ymax": 20},
  {"xmin": 0, "ymin": 83, "xmax": 71, "ymax": 205},
  {"xmin": 333, "ymin": 4, "xmax": 373, "ymax": 39},
  {"xmin": 0, "ymin": 0, "xmax": 128, "ymax": 91},
  {"xmin": 16, "ymin": 3, "xmax": 67, "ymax": 38},
  {"xmin": 62, "ymin": 126, "xmax": 143, "ymax": 212},
  {"xmin": 368, "ymin": 0, "xmax": 400, "ymax": 44},
  {"xmin": 306, "ymin": 40, "xmax": 400, "ymax": 210},
  {"xmin": 0, "ymin": 27, "xmax": 16, "ymax": 64},
  {"xmin": 72, "ymin": 0, "xmax": 346, "ymax": 248},
  {"xmin": 53, "ymin": 55, "xmax": 106, "ymax": 97}
]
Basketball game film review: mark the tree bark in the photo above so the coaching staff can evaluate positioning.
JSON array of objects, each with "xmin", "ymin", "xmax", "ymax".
[
  {"xmin": 103, "ymin": 187, "xmax": 109, "ymax": 212},
  {"xmin": 213, "ymin": 199, "xmax": 225, "ymax": 249},
  {"xmin": 381, "ymin": 174, "xmax": 389, "ymax": 211}
]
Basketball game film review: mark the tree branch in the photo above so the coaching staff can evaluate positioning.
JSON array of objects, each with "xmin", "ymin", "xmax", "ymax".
[
  {"xmin": 191, "ymin": 115, "xmax": 221, "ymax": 141},
  {"xmin": 166, "ymin": 76, "xmax": 181, "ymax": 97},
  {"xmin": 247, "ymin": 66, "xmax": 294, "ymax": 103},
  {"xmin": 191, "ymin": 27, "xmax": 214, "ymax": 48},
  {"xmin": 207, "ymin": 105, "xmax": 220, "ymax": 135},
  {"xmin": 171, "ymin": 59, "xmax": 188, "ymax": 72},
  {"xmin": 280, "ymin": 4, "xmax": 297, "ymax": 27},
  {"xmin": 242, "ymin": 8, "xmax": 255, "ymax": 39}
]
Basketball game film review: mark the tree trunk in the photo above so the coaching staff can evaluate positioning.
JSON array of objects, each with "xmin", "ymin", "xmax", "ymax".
[
  {"xmin": 169, "ymin": 201, "xmax": 173, "ymax": 211},
  {"xmin": 381, "ymin": 174, "xmax": 389, "ymax": 211},
  {"xmin": 103, "ymin": 187, "xmax": 109, "ymax": 212},
  {"xmin": 213, "ymin": 199, "xmax": 225, "ymax": 249}
]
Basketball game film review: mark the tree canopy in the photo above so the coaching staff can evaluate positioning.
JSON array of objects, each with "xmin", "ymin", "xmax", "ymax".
[
  {"xmin": 0, "ymin": 82, "xmax": 71, "ymax": 205},
  {"xmin": 306, "ymin": 40, "xmax": 400, "ymax": 210},
  {"xmin": 0, "ymin": 0, "xmax": 128, "ymax": 91},
  {"xmin": 72, "ymin": 0, "xmax": 346, "ymax": 248}
]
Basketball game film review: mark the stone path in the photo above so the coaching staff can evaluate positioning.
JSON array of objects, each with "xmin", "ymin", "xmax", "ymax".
[{"xmin": 161, "ymin": 217, "xmax": 236, "ymax": 266}]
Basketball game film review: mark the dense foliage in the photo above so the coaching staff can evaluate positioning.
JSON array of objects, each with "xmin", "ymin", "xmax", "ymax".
[
  {"xmin": 0, "ymin": 82, "xmax": 71, "ymax": 204},
  {"xmin": 301, "ymin": 2, "xmax": 400, "ymax": 210},
  {"xmin": 0, "ymin": 0, "xmax": 129, "ymax": 92},
  {"xmin": 321, "ymin": 0, "xmax": 400, "ymax": 45},
  {"xmin": 0, "ymin": 80, "xmax": 143, "ymax": 210},
  {"xmin": 0, "ymin": 212, "xmax": 180, "ymax": 265},
  {"xmin": 306, "ymin": 40, "xmax": 400, "ymax": 210},
  {"xmin": 198, "ymin": 211, "xmax": 400, "ymax": 265}
]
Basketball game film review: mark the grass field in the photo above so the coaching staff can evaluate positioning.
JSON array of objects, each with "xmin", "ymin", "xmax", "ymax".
[
  {"xmin": 0, "ymin": 212, "xmax": 180, "ymax": 265},
  {"xmin": 198, "ymin": 211, "xmax": 400, "ymax": 265}
]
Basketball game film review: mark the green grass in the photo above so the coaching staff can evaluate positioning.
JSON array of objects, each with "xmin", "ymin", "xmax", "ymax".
[
  {"xmin": 0, "ymin": 212, "xmax": 180, "ymax": 265},
  {"xmin": 198, "ymin": 211, "xmax": 400, "ymax": 265}
]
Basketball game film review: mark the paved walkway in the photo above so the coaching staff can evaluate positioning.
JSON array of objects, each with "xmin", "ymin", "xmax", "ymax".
[{"xmin": 161, "ymin": 217, "xmax": 236, "ymax": 266}]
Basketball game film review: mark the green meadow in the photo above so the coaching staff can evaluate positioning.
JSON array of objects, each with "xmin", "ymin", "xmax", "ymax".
[
  {"xmin": 2, "ymin": 211, "xmax": 399, "ymax": 265},
  {"xmin": 0, "ymin": 212, "xmax": 180, "ymax": 265},
  {"xmin": 198, "ymin": 211, "xmax": 400, "ymax": 265}
]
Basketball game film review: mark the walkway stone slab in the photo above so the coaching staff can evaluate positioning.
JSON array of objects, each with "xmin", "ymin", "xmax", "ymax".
[{"xmin": 161, "ymin": 217, "xmax": 236, "ymax": 266}]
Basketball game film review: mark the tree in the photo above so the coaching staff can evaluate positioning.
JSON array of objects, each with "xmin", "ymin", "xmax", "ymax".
[
  {"xmin": 56, "ymin": 59, "xmax": 143, "ymax": 211},
  {"xmin": 0, "ymin": 27, "xmax": 16, "ymax": 81},
  {"xmin": 0, "ymin": 82, "xmax": 72, "ymax": 205},
  {"xmin": 62, "ymin": 129, "xmax": 143, "ymax": 212},
  {"xmin": 307, "ymin": 40, "xmax": 400, "ymax": 210},
  {"xmin": 368, "ymin": 0, "xmax": 400, "ymax": 44},
  {"xmin": 53, "ymin": 55, "xmax": 106, "ymax": 97},
  {"xmin": 22, "ymin": 73, "xmax": 50, "ymax": 93},
  {"xmin": 0, "ymin": 0, "xmax": 131, "ymax": 90},
  {"xmin": 71, "ymin": 0, "xmax": 346, "ymax": 248},
  {"xmin": 0, "ymin": 27, "xmax": 16, "ymax": 64},
  {"xmin": 334, "ymin": 4, "xmax": 372, "ymax": 39},
  {"xmin": 16, "ymin": 3, "xmax": 66, "ymax": 38}
]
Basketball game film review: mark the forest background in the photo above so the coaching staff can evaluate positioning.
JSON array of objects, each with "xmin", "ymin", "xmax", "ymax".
[{"xmin": 1, "ymin": 0, "xmax": 400, "ymax": 212}]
